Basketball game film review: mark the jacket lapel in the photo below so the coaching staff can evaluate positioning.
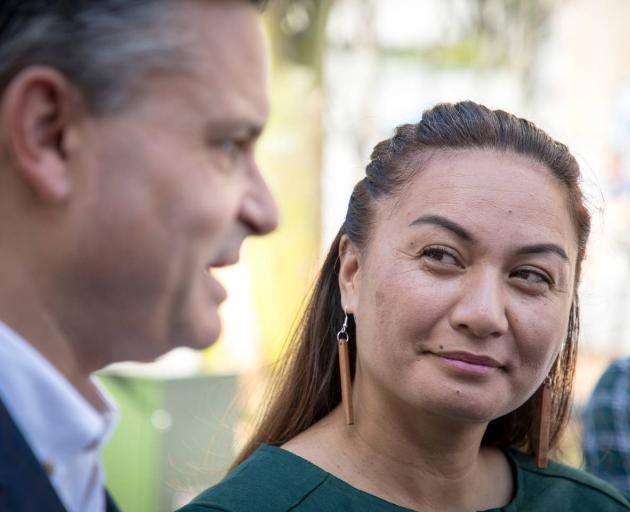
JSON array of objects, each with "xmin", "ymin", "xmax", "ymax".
[
  {"xmin": 0, "ymin": 397, "xmax": 67, "ymax": 511},
  {"xmin": 105, "ymin": 489, "xmax": 121, "ymax": 512}
]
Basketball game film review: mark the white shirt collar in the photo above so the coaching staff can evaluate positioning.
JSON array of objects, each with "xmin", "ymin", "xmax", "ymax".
[{"xmin": 0, "ymin": 320, "xmax": 117, "ymax": 508}]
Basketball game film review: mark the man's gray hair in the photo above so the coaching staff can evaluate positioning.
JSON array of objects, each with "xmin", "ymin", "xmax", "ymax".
[{"xmin": 0, "ymin": 0, "xmax": 266, "ymax": 114}]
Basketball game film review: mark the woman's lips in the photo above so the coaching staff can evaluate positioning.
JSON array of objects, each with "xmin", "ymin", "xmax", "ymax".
[{"xmin": 433, "ymin": 351, "xmax": 502, "ymax": 376}]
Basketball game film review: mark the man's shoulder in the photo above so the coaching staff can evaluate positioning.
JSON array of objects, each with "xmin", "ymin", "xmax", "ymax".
[
  {"xmin": 598, "ymin": 358, "xmax": 630, "ymax": 388},
  {"xmin": 584, "ymin": 356, "xmax": 630, "ymax": 423},
  {"xmin": 581, "ymin": 357, "xmax": 630, "ymax": 495},
  {"xmin": 178, "ymin": 445, "xmax": 329, "ymax": 512},
  {"xmin": 510, "ymin": 450, "xmax": 630, "ymax": 510}
]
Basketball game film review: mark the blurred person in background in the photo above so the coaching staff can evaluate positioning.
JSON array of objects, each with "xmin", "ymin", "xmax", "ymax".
[
  {"xmin": 0, "ymin": 1, "xmax": 277, "ymax": 511},
  {"xmin": 583, "ymin": 358, "xmax": 630, "ymax": 496},
  {"xmin": 179, "ymin": 102, "xmax": 630, "ymax": 512}
]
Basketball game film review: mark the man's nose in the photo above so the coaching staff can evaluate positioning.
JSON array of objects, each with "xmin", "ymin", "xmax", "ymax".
[
  {"xmin": 448, "ymin": 267, "xmax": 509, "ymax": 339},
  {"xmin": 239, "ymin": 162, "xmax": 279, "ymax": 236}
]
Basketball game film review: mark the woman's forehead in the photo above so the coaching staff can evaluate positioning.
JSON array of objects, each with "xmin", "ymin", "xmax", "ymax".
[{"xmin": 375, "ymin": 148, "xmax": 578, "ymax": 255}]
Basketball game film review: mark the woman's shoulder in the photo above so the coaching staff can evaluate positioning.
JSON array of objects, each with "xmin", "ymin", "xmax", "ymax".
[
  {"xmin": 507, "ymin": 449, "xmax": 630, "ymax": 510},
  {"xmin": 176, "ymin": 444, "xmax": 331, "ymax": 512}
]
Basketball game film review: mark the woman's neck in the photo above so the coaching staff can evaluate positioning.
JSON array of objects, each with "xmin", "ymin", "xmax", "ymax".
[{"xmin": 283, "ymin": 402, "xmax": 513, "ymax": 512}]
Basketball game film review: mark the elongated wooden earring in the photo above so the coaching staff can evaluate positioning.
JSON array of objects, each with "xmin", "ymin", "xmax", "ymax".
[
  {"xmin": 534, "ymin": 376, "xmax": 552, "ymax": 469},
  {"xmin": 337, "ymin": 312, "xmax": 354, "ymax": 425}
]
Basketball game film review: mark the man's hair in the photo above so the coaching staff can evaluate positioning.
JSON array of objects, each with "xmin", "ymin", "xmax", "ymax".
[{"xmin": 0, "ymin": 0, "xmax": 266, "ymax": 113}]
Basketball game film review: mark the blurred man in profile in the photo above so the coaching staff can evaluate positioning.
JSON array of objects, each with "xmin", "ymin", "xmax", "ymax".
[{"xmin": 0, "ymin": 1, "xmax": 277, "ymax": 510}]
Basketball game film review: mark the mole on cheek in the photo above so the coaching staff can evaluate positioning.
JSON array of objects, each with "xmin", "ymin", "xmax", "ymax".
[{"xmin": 374, "ymin": 290, "xmax": 385, "ymax": 308}]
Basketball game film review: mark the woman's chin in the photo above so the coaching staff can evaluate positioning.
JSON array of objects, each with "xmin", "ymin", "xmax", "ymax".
[{"xmin": 413, "ymin": 391, "xmax": 508, "ymax": 426}]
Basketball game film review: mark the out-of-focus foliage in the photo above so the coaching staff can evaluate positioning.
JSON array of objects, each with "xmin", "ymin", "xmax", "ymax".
[
  {"xmin": 266, "ymin": 0, "xmax": 333, "ymax": 78},
  {"xmin": 396, "ymin": 0, "xmax": 554, "ymax": 78},
  {"xmin": 247, "ymin": 0, "xmax": 334, "ymax": 363}
]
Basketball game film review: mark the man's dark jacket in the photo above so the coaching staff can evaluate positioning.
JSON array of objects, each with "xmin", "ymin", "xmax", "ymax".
[{"xmin": 0, "ymin": 397, "xmax": 119, "ymax": 511}]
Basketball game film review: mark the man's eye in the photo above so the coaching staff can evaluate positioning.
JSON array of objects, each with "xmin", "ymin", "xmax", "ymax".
[
  {"xmin": 210, "ymin": 137, "xmax": 249, "ymax": 157},
  {"xmin": 219, "ymin": 139, "xmax": 239, "ymax": 154}
]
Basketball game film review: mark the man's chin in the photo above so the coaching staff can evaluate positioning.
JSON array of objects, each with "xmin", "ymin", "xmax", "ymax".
[{"xmin": 171, "ymin": 319, "xmax": 223, "ymax": 352}]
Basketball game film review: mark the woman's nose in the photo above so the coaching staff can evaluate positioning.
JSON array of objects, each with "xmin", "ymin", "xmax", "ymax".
[{"xmin": 448, "ymin": 268, "xmax": 509, "ymax": 339}]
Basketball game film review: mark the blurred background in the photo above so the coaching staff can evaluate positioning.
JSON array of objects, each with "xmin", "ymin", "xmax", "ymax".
[{"xmin": 98, "ymin": 1, "xmax": 630, "ymax": 510}]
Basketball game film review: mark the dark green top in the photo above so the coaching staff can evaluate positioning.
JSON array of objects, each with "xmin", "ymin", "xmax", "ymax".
[{"xmin": 178, "ymin": 444, "xmax": 630, "ymax": 512}]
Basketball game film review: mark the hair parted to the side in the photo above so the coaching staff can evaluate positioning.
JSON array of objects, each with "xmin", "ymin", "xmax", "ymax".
[
  {"xmin": 0, "ymin": 0, "xmax": 267, "ymax": 114},
  {"xmin": 233, "ymin": 100, "xmax": 591, "ymax": 467}
]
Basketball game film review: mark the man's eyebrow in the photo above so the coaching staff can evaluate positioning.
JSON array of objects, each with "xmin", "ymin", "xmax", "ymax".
[
  {"xmin": 515, "ymin": 243, "xmax": 569, "ymax": 261},
  {"xmin": 207, "ymin": 119, "xmax": 265, "ymax": 138},
  {"xmin": 409, "ymin": 214, "xmax": 473, "ymax": 241}
]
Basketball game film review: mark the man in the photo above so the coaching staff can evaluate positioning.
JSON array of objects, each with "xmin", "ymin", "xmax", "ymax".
[
  {"xmin": 0, "ymin": 1, "xmax": 277, "ymax": 511},
  {"xmin": 583, "ymin": 358, "xmax": 630, "ymax": 497}
]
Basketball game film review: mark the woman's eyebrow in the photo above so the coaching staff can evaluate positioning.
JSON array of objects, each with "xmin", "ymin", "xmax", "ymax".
[
  {"xmin": 409, "ymin": 214, "xmax": 473, "ymax": 241},
  {"xmin": 515, "ymin": 243, "xmax": 569, "ymax": 261},
  {"xmin": 409, "ymin": 215, "xmax": 569, "ymax": 261}
]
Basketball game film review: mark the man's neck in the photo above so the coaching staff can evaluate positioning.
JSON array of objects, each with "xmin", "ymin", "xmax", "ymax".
[{"xmin": 0, "ymin": 270, "xmax": 104, "ymax": 411}]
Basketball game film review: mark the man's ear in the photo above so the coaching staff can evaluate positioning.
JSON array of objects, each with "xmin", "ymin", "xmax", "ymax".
[
  {"xmin": 1, "ymin": 66, "xmax": 77, "ymax": 203},
  {"xmin": 338, "ymin": 234, "xmax": 361, "ymax": 314}
]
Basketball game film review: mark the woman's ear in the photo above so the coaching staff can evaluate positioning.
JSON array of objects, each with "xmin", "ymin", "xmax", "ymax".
[
  {"xmin": 1, "ymin": 66, "xmax": 77, "ymax": 203},
  {"xmin": 338, "ymin": 234, "xmax": 361, "ymax": 314}
]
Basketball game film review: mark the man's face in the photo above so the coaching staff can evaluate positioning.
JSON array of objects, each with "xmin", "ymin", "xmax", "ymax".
[{"xmin": 58, "ymin": 0, "xmax": 277, "ymax": 364}]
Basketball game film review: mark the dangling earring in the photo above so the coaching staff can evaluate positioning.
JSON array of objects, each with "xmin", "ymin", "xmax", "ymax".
[
  {"xmin": 534, "ymin": 375, "xmax": 552, "ymax": 469},
  {"xmin": 337, "ymin": 310, "xmax": 354, "ymax": 425}
]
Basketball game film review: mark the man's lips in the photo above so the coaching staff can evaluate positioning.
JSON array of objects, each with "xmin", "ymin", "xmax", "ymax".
[
  {"xmin": 206, "ymin": 251, "xmax": 240, "ymax": 269},
  {"xmin": 204, "ymin": 247, "xmax": 240, "ymax": 305},
  {"xmin": 205, "ymin": 269, "xmax": 228, "ymax": 303},
  {"xmin": 205, "ymin": 243, "xmax": 241, "ymax": 273},
  {"xmin": 209, "ymin": 234, "xmax": 246, "ymax": 268}
]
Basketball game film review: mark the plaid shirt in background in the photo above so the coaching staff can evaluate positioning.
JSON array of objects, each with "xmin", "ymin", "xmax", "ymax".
[{"xmin": 583, "ymin": 357, "xmax": 630, "ymax": 497}]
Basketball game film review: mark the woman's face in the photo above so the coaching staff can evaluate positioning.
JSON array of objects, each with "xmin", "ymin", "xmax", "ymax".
[{"xmin": 339, "ymin": 149, "xmax": 578, "ymax": 424}]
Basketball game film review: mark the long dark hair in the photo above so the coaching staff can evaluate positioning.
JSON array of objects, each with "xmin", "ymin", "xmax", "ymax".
[{"xmin": 234, "ymin": 101, "xmax": 591, "ymax": 466}]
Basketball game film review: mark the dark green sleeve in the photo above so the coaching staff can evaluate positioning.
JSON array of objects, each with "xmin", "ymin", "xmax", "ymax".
[{"xmin": 508, "ymin": 449, "xmax": 630, "ymax": 511}]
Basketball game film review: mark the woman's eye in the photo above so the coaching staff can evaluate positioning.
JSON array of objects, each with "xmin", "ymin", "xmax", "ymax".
[
  {"xmin": 511, "ymin": 268, "xmax": 552, "ymax": 288},
  {"xmin": 420, "ymin": 247, "xmax": 460, "ymax": 267}
]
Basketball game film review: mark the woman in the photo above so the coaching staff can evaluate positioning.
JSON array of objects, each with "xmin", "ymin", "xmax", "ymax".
[{"xmin": 180, "ymin": 102, "xmax": 630, "ymax": 511}]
